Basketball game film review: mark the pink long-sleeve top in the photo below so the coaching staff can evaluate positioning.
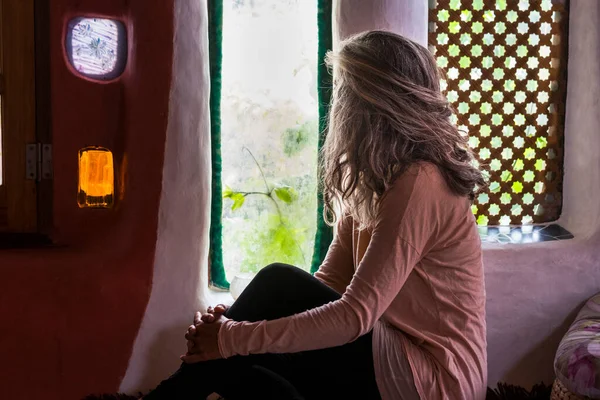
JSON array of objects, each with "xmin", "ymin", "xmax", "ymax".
[{"xmin": 218, "ymin": 162, "xmax": 487, "ymax": 399}]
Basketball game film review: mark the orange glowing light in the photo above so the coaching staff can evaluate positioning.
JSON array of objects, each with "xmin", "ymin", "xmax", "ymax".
[{"xmin": 78, "ymin": 147, "xmax": 114, "ymax": 208}]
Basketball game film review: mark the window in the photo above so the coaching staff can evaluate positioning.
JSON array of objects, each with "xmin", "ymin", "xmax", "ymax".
[
  {"xmin": 209, "ymin": 0, "xmax": 332, "ymax": 288},
  {"xmin": 66, "ymin": 17, "xmax": 127, "ymax": 80},
  {"xmin": 219, "ymin": 0, "xmax": 318, "ymax": 284},
  {"xmin": 429, "ymin": 0, "xmax": 568, "ymax": 227},
  {"xmin": 0, "ymin": 0, "xmax": 38, "ymax": 232}
]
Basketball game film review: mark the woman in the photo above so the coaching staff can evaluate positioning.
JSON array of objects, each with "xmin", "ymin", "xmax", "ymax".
[{"xmin": 144, "ymin": 30, "xmax": 487, "ymax": 400}]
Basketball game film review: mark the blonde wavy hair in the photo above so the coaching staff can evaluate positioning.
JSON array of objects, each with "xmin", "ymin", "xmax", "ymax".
[{"xmin": 322, "ymin": 30, "xmax": 485, "ymax": 229}]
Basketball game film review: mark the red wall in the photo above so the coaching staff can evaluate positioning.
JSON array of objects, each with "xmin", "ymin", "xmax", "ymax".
[{"xmin": 0, "ymin": 1, "xmax": 174, "ymax": 398}]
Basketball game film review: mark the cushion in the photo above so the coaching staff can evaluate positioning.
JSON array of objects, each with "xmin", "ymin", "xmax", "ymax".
[{"xmin": 555, "ymin": 293, "xmax": 600, "ymax": 398}]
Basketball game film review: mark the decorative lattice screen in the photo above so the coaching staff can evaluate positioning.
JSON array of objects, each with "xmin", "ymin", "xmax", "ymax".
[{"xmin": 429, "ymin": 0, "xmax": 568, "ymax": 226}]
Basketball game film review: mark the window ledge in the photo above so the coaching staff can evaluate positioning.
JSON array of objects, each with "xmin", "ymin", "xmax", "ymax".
[
  {"xmin": 478, "ymin": 224, "xmax": 573, "ymax": 244},
  {"xmin": 206, "ymin": 286, "xmax": 234, "ymax": 306}
]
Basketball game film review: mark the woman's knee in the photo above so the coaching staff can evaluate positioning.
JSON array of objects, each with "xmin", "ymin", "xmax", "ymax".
[{"xmin": 254, "ymin": 263, "xmax": 306, "ymax": 283}]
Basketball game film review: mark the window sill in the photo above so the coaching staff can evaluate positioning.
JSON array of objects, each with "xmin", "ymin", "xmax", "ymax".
[
  {"xmin": 206, "ymin": 286, "xmax": 234, "ymax": 306},
  {"xmin": 478, "ymin": 224, "xmax": 573, "ymax": 244},
  {"xmin": 206, "ymin": 224, "xmax": 574, "ymax": 296}
]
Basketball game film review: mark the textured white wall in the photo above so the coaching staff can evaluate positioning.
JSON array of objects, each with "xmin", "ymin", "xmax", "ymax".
[
  {"xmin": 334, "ymin": 0, "xmax": 428, "ymax": 46},
  {"xmin": 120, "ymin": 0, "xmax": 212, "ymax": 393},
  {"xmin": 558, "ymin": 1, "xmax": 600, "ymax": 238}
]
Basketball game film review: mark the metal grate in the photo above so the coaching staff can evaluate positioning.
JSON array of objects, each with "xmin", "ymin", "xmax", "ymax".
[{"xmin": 429, "ymin": 0, "xmax": 568, "ymax": 226}]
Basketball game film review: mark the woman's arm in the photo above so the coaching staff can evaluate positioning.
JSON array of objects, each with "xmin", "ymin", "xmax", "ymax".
[
  {"xmin": 313, "ymin": 216, "xmax": 355, "ymax": 294},
  {"xmin": 218, "ymin": 165, "xmax": 443, "ymax": 357}
]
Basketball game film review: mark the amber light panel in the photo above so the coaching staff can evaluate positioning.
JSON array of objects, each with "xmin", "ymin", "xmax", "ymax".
[{"xmin": 78, "ymin": 147, "xmax": 114, "ymax": 208}]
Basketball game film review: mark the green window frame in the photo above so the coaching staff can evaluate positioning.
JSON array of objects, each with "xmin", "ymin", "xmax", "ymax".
[{"xmin": 208, "ymin": 0, "xmax": 333, "ymax": 290}]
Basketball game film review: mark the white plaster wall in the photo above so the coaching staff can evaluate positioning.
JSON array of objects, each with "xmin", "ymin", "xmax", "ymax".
[
  {"xmin": 120, "ymin": 0, "xmax": 212, "ymax": 392},
  {"xmin": 334, "ymin": 0, "xmax": 428, "ymax": 47},
  {"xmin": 558, "ymin": 1, "xmax": 600, "ymax": 238}
]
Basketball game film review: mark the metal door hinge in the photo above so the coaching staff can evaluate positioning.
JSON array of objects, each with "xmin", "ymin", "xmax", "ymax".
[{"xmin": 26, "ymin": 143, "xmax": 53, "ymax": 181}]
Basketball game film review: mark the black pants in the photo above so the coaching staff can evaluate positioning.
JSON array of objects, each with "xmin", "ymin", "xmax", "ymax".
[{"xmin": 144, "ymin": 264, "xmax": 381, "ymax": 400}]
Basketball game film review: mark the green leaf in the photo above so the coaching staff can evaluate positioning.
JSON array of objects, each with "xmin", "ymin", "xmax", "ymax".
[
  {"xmin": 231, "ymin": 193, "xmax": 245, "ymax": 211},
  {"xmin": 536, "ymin": 137, "xmax": 547, "ymax": 149},
  {"xmin": 449, "ymin": 21, "xmax": 461, "ymax": 34},
  {"xmin": 512, "ymin": 181, "xmax": 524, "ymax": 194},
  {"xmin": 489, "ymin": 181, "xmax": 501, "ymax": 193},
  {"xmin": 449, "ymin": 0, "xmax": 461, "ymax": 10},
  {"xmin": 274, "ymin": 186, "xmax": 297, "ymax": 204},
  {"xmin": 513, "ymin": 159, "xmax": 524, "ymax": 171},
  {"xmin": 282, "ymin": 122, "xmax": 316, "ymax": 157},
  {"xmin": 476, "ymin": 215, "xmax": 488, "ymax": 226},
  {"xmin": 223, "ymin": 186, "xmax": 234, "ymax": 199},
  {"xmin": 535, "ymin": 159, "xmax": 546, "ymax": 171}
]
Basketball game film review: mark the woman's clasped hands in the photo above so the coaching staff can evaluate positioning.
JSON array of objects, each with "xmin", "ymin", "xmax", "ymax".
[{"xmin": 181, "ymin": 304, "xmax": 230, "ymax": 364}]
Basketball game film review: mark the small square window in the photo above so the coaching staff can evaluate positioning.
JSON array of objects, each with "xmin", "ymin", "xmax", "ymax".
[{"xmin": 66, "ymin": 17, "xmax": 127, "ymax": 80}]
